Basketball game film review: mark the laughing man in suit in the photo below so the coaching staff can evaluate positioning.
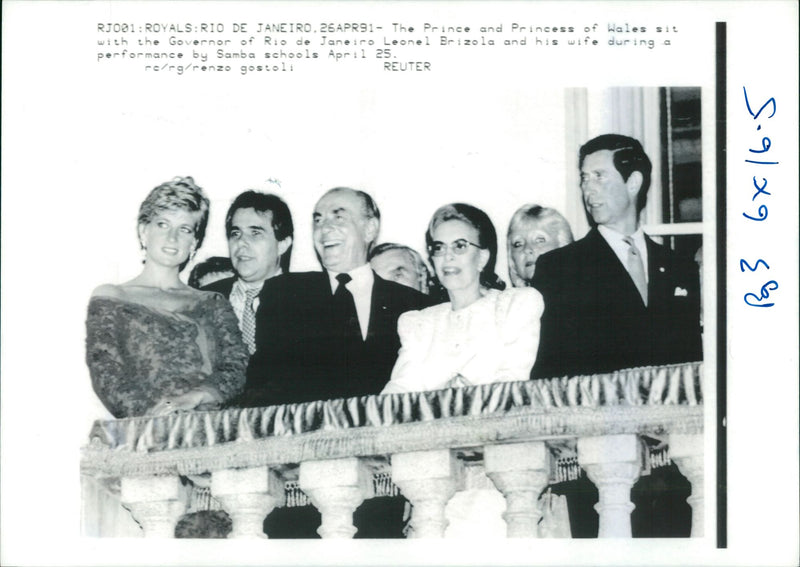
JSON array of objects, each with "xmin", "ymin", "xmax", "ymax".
[
  {"xmin": 244, "ymin": 187, "xmax": 430, "ymax": 407},
  {"xmin": 246, "ymin": 187, "xmax": 429, "ymax": 538},
  {"xmin": 531, "ymin": 134, "xmax": 703, "ymax": 538}
]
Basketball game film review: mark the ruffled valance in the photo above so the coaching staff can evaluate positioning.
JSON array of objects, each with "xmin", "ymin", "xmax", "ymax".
[{"xmin": 88, "ymin": 362, "xmax": 702, "ymax": 455}]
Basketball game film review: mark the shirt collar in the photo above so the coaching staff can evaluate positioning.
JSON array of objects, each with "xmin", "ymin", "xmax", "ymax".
[
  {"xmin": 232, "ymin": 269, "xmax": 282, "ymax": 295},
  {"xmin": 597, "ymin": 225, "xmax": 649, "ymax": 281},
  {"xmin": 598, "ymin": 224, "xmax": 646, "ymax": 251}
]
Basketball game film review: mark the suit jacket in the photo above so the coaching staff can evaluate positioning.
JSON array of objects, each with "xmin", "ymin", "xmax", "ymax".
[
  {"xmin": 531, "ymin": 228, "xmax": 702, "ymax": 379},
  {"xmin": 243, "ymin": 270, "xmax": 431, "ymax": 407},
  {"xmin": 201, "ymin": 276, "xmax": 236, "ymax": 299}
]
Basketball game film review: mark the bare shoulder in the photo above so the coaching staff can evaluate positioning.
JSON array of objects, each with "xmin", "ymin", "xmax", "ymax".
[{"xmin": 91, "ymin": 283, "xmax": 124, "ymax": 300}]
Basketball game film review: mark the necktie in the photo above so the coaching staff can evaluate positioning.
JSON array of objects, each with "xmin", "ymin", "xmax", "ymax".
[
  {"xmin": 334, "ymin": 273, "xmax": 361, "ymax": 340},
  {"xmin": 623, "ymin": 236, "xmax": 648, "ymax": 306},
  {"xmin": 241, "ymin": 287, "xmax": 260, "ymax": 354}
]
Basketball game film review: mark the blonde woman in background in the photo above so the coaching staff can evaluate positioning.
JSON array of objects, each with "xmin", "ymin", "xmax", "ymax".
[{"xmin": 506, "ymin": 204, "xmax": 573, "ymax": 288}]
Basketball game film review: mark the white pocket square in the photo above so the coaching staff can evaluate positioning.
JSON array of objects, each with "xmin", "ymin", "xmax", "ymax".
[{"xmin": 674, "ymin": 287, "xmax": 688, "ymax": 297}]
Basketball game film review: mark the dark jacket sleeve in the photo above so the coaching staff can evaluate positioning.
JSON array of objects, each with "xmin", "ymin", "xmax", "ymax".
[
  {"xmin": 529, "ymin": 250, "xmax": 568, "ymax": 380},
  {"xmin": 201, "ymin": 277, "xmax": 235, "ymax": 298}
]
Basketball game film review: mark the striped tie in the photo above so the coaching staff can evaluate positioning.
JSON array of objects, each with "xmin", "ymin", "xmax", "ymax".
[{"xmin": 242, "ymin": 288, "xmax": 260, "ymax": 354}]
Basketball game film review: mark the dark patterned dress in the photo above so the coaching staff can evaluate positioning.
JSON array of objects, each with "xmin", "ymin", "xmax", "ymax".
[{"xmin": 86, "ymin": 293, "xmax": 248, "ymax": 418}]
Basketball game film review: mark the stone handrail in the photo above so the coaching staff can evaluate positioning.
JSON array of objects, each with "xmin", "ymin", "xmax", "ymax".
[{"xmin": 81, "ymin": 361, "xmax": 704, "ymax": 539}]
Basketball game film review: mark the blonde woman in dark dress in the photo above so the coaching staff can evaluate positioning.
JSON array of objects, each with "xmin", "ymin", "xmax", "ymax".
[
  {"xmin": 86, "ymin": 176, "xmax": 247, "ymax": 418},
  {"xmin": 84, "ymin": 176, "xmax": 248, "ymax": 538}
]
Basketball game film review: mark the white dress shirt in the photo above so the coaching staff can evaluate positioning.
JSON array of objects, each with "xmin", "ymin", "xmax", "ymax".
[
  {"xmin": 326, "ymin": 263, "xmax": 373, "ymax": 341},
  {"xmin": 598, "ymin": 225, "xmax": 649, "ymax": 283}
]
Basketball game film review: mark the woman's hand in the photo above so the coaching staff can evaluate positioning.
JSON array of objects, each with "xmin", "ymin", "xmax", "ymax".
[{"xmin": 148, "ymin": 386, "xmax": 223, "ymax": 416}]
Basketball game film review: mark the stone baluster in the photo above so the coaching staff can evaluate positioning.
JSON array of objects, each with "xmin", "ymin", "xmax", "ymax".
[
  {"xmin": 298, "ymin": 458, "xmax": 370, "ymax": 538},
  {"xmin": 120, "ymin": 476, "xmax": 189, "ymax": 538},
  {"xmin": 392, "ymin": 450, "xmax": 462, "ymax": 538},
  {"xmin": 670, "ymin": 433, "xmax": 704, "ymax": 537},
  {"xmin": 577, "ymin": 434, "xmax": 641, "ymax": 538},
  {"xmin": 484, "ymin": 442, "xmax": 550, "ymax": 538},
  {"xmin": 211, "ymin": 467, "xmax": 282, "ymax": 538}
]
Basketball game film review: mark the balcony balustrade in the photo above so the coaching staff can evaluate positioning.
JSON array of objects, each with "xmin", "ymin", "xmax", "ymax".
[{"xmin": 81, "ymin": 361, "xmax": 704, "ymax": 539}]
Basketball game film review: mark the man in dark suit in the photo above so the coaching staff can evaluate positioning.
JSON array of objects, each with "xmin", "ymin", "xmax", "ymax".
[
  {"xmin": 531, "ymin": 134, "xmax": 702, "ymax": 538},
  {"xmin": 244, "ymin": 187, "xmax": 429, "ymax": 406},
  {"xmin": 246, "ymin": 187, "xmax": 428, "ymax": 539},
  {"xmin": 202, "ymin": 191, "xmax": 293, "ymax": 355},
  {"xmin": 532, "ymin": 134, "xmax": 702, "ymax": 380}
]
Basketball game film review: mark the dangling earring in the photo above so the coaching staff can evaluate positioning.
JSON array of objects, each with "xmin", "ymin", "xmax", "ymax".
[
  {"xmin": 140, "ymin": 244, "xmax": 147, "ymax": 264},
  {"xmin": 190, "ymin": 249, "xmax": 197, "ymax": 261}
]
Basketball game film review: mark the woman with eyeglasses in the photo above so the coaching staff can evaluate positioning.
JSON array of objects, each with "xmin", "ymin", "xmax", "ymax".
[{"xmin": 382, "ymin": 203, "xmax": 543, "ymax": 394}]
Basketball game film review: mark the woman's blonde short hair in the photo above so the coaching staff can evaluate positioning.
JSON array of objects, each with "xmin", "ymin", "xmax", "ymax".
[
  {"xmin": 506, "ymin": 204, "xmax": 573, "ymax": 287},
  {"xmin": 137, "ymin": 176, "xmax": 210, "ymax": 249}
]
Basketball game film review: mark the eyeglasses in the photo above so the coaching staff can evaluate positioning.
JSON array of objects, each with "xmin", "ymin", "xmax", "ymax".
[{"xmin": 428, "ymin": 239, "xmax": 483, "ymax": 257}]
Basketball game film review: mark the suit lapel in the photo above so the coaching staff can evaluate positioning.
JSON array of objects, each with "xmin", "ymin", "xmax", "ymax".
[
  {"xmin": 311, "ymin": 271, "xmax": 339, "ymax": 329},
  {"xmin": 645, "ymin": 237, "xmax": 672, "ymax": 308},
  {"xmin": 587, "ymin": 229, "xmax": 645, "ymax": 307},
  {"xmin": 366, "ymin": 273, "xmax": 387, "ymax": 342},
  {"xmin": 316, "ymin": 270, "xmax": 333, "ymax": 298}
]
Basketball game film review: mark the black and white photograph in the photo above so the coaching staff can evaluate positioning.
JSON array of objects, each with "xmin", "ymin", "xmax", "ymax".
[{"xmin": 1, "ymin": 1, "xmax": 797, "ymax": 566}]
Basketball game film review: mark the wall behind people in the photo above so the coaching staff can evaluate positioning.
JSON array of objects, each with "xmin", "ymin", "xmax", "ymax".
[
  {"xmin": 89, "ymin": 86, "xmax": 569, "ymax": 290},
  {"xmin": 88, "ymin": 88, "xmax": 675, "ymax": 296}
]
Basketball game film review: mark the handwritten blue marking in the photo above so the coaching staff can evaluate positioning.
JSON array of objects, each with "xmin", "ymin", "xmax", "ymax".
[
  {"xmin": 743, "ymin": 204, "xmax": 768, "ymax": 221},
  {"xmin": 749, "ymin": 137, "xmax": 772, "ymax": 153},
  {"xmin": 743, "ymin": 86, "xmax": 776, "ymax": 119},
  {"xmin": 740, "ymin": 259, "xmax": 770, "ymax": 272},
  {"xmin": 742, "ymin": 86, "xmax": 778, "ymax": 308},
  {"xmin": 744, "ymin": 280, "xmax": 778, "ymax": 308},
  {"xmin": 751, "ymin": 177, "xmax": 771, "ymax": 200}
]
